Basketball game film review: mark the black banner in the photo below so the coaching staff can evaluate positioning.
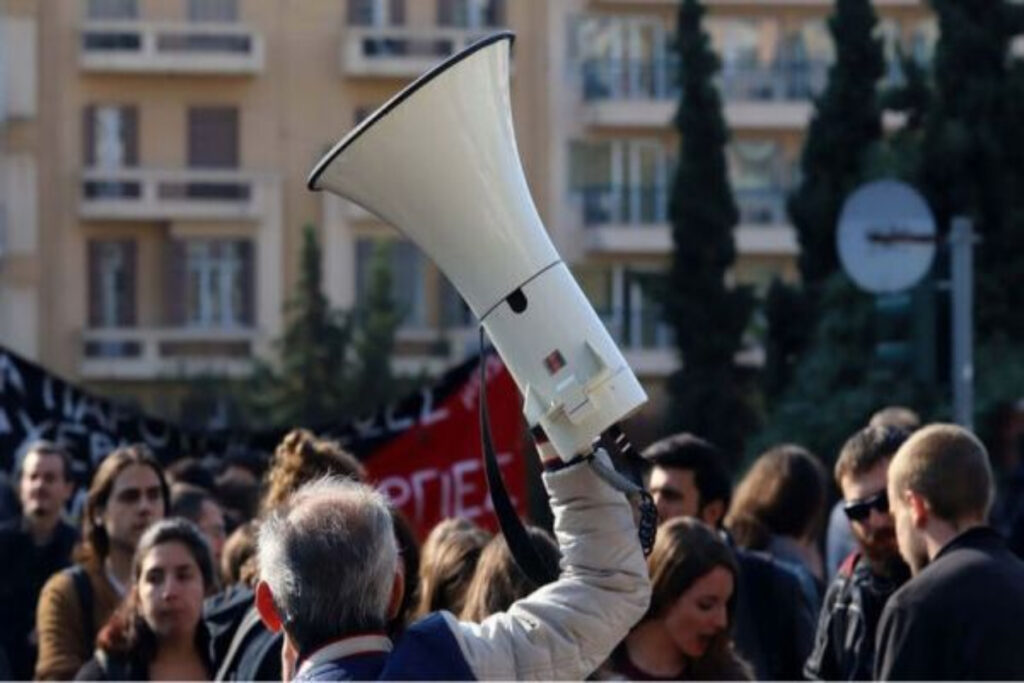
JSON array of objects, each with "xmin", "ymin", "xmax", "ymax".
[{"xmin": 0, "ymin": 344, "xmax": 493, "ymax": 478}]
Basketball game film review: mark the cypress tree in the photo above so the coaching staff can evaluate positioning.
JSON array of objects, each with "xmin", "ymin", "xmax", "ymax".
[{"xmin": 663, "ymin": 0, "xmax": 756, "ymax": 464}]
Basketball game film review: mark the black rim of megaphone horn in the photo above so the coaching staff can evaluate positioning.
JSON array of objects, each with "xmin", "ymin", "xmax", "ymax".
[{"xmin": 307, "ymin": 30, "xmax": 516, "ymax": 192}]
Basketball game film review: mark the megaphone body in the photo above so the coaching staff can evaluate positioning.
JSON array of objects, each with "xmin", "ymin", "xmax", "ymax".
[{"xmin": 309, "ymin": 32, "xmax": 647, "ymax": 462}]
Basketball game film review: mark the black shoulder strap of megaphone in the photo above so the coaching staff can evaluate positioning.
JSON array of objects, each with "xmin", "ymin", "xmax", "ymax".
[{"xmin": 477, "ymin": 330, "xmax": 560, "ymax": 586}]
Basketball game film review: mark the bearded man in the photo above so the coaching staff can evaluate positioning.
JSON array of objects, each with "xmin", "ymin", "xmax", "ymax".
[{"xmin": 805, "ymin": 425, "xmax": 911, "ymax": 680}]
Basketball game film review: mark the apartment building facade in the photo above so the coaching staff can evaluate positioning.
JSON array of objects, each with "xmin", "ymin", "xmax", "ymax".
[{"xmin": 0, "ymin": 0, "xmax": 932, "ymax": 423}]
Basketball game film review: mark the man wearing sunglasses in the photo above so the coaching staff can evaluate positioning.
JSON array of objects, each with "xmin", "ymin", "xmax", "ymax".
[{"xmin": 805, "ymin": 425, "xmax": 911, "ymax": 680}]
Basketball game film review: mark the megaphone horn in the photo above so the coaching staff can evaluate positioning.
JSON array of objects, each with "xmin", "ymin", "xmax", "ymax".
[{"xmin": 309, "ymin": 32, "xmax": 647, "ymax": 462}]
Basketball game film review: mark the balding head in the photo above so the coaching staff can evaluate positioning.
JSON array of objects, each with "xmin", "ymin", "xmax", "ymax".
[{"xmin": 889, "ymin": 424, "xmax": 993, "ymax": 524}]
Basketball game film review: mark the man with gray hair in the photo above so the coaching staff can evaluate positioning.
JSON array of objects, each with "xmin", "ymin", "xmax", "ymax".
[
  {"xmin": 875, "ymin": 423, "xmax": 1024, "ymax": 679},
  {"xmin": 255, "ymin": 451, "xmax": 651, "ymax": 680}
]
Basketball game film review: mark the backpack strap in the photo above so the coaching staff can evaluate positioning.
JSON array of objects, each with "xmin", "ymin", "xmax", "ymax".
[
  {"xmin": 69, "ymin": 565, "xmax": 95, "ymax": 644},
  {"xmin": 215, "ymin": 605, "xmax": 265, "ymax": 681}
]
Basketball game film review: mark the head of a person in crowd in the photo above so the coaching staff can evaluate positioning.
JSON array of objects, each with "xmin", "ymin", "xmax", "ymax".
[
  {"xmin": 389, "ymin": 508, "xmax": 421, "ymax": 636},
  {"xmin": 166, "ymin": 457, "xmax": 217, "ymax": 494},
  {"xmin": 460, "ymin": 526, "xmax": 560, "ymax": 622},
  {"xmin": 868, "ymin": 405, "xmax": 922, "ymax": 432},
  {"xmin": 255, "ymin": 476, "xmax": 402, "ymax": 663},
  {"xmin": 628, "ymin": 517, "xmax": 750, "ymax": 679},
  {"xmin": 834, "ymin": 425, "xmax": 910, "ymax": 576},
  {"xmin": 415, "ymin": 518, "xmax": 491, "ymax": 619},
  {"xmin": 641, "ymin": 433, "xmax": 732, "ymax": 527},
  {"xmin": 260, "ymin": 429, "xmax": 366, "ymax": 514},
  {"xmin": 725, "ymin": 443, "xmax": 827, "ymax": 552},
  {"xmin": 170, "ymin": 483, "xmax": 227, "ymax": 572},
  {"xmin": 81, "ymin": 444, "xmax": 169, "ymax": 563},
  {"xmin": 887, "ymin": 424, "xmax": 994, "ymax": 575},
  {"xmin": 16, "ymin": 440, "xmax": 75, "ymax": 528},
  {"xmin": 217, "ymin": 446, "xmax": 268, "ymax": 490},
  {"xmin": 215, "ymin": 478, "xmax": 261, "ymax": 533},
  {"xmin": 96, "ymin": 518, "xmax": 216, "ymax": 667},
  {"xmin": 221, "ymin": 520, "xmax": 259, "ymax": 588}
]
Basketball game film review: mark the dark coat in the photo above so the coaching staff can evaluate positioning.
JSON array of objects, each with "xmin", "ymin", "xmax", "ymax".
[
  {"xmin": 0, "ymin": 518, "xmax": 77, "ymax": 680},
  {"xmin": 874, "ymin": 526, "xmax": 1024, "ymax": 680},
  {"xmin": 728, "ymin": 541, "xmax": 817, "ymax": 681},
  {"xmin": 805, "ymin": 552, "xmax": 908, "ymax": 681}
]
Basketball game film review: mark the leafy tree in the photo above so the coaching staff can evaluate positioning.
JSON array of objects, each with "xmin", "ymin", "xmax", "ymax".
[
  {"xmin": 245, "ymin": 225, "xmax": 354, "ymax": 429},
  {"xmin": 663, "ymin": 0, "xmax": 757, "ymax": 466},
  {"xmin": 788, "ymin": 0, "xmax": 886, "ymax": 288},
  {"xmin": 349, "ymin": 241, "xmax": 403, "ymax": 413},
  {"xmin": 918, "ymin": 0, "xmax": 1024, "ymax": 342}
]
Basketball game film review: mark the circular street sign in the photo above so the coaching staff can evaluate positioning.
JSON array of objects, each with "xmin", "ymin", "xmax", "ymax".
[{"xmin": 836, "ymin": 180, "xmax": 937, "ymax": 294}]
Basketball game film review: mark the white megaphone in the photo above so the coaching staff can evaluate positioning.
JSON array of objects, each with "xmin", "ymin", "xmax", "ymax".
[{"xmin": 309, "ymin": 32, "xmax": 647, "ymax": 463}]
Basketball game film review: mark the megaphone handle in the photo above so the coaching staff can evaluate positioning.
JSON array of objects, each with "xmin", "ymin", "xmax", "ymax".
[{"xmin": 478, "ymin": 328, "xmax": 560, "ymax": 586}]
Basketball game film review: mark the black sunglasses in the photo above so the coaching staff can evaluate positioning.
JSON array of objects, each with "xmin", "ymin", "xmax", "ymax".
[{"xmin": 843, "ymin": 490, "xmax": 889, "ymax": 522}]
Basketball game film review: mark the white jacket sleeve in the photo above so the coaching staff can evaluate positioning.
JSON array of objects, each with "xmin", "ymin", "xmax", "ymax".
[{"xmin": 443, "ymin": 452, "xmax": 652, "ymax": 680}]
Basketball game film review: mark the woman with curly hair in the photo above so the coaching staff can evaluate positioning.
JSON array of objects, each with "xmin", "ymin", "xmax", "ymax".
[
  {"xmin": 75, "ymin": 519, "xmax": 216, "ymax": 680},
  {"xmin": 605, "ymin": 517, "xmax": 752, "ymax": 680},
  {"xmin": 259, "ymin": 429, "xmax": 365, "ymax": 513}
]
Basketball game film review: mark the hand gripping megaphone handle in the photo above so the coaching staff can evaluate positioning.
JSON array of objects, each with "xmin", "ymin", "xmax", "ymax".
[{"xmin": 478, "ymin": 329, "xmax": 656, "ymax": 575}]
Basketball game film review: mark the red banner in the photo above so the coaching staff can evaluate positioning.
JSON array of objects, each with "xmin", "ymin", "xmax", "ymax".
[{"xmin": 366, "ymin": 353, "xmax": 525, "ymax": 538}]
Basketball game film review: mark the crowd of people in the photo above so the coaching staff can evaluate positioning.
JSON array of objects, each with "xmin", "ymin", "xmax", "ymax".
[{"xmin": 1, "ymin": 406, "xmax": 1023, "ymax": 680}]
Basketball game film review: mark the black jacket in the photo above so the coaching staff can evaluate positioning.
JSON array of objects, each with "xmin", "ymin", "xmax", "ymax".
[
  {"xmin": 0, "ymin": 518, "xmax": 77, "ymax": 680},
  {"xmin": 729, "ymin": 541, "xmax": 817, "ymax": 680},
  {"xmin": 805, "ymin": 552, "xmax": 908, "ymax": 681},
  {"xmin": 874, "ymin": 526, "xmax": 1024, "ymax": 680}
]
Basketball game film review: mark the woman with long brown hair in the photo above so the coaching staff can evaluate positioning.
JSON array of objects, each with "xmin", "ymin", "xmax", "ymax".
[
  {"xmin": 75, "ymin": 518, "xmax": 217, "ymax": 680},
  {"xmin": 606, "ymin": 517, "xmax": 752, "ymax": 680}
]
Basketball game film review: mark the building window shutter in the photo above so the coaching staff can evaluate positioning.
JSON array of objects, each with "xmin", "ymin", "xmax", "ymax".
[
  {"xmin": 121, "ymin": 105, "xmax": 138, "ymax": 166},
  {"xmin": 347, "ymin": 0, "xmax": 371, "ymax": 26},
  {"xmin": 83, "ymin": 105, "xmax": 96, "ymax": 166},
  {"xmin": 238, "ymin": 240, "xmax": 255, "ymax": 325},
  {"xmin": 121, "ymin": 240, "xmax": 137, "ymax": 325},
  {"xmin": 437, "ymin": 0, "xmax": 454, "ymax": 26},
  {"xmin": 165, "ymin": 239, "xmax": 187, "ymax": 325},
  {"xmin": 188, "ymin": 107, "xmax": 239, "ymax": 169},
  {"xmin": 389, "ymin": 0, "xmax": 405, "ymax": 24},
  {"xmin": 87, "ymin": 241, "xmax": 103, "ymax": 327},
  {"xmin": 487, "ymin": 0, "xmax": 505, "ymax": 27}
]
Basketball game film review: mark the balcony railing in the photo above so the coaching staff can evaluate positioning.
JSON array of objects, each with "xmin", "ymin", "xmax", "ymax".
[
  {"xmin": 80, "ymin": 327, "xmax": 259, "ymax": 379},
  {"xmin": 79, "ymin": 20, "xmax": 265, "ymax": 74},
  {"xmin": 578, "ymin": 185, "xmax": 670, "ymax": 227},
  {"xmin": 342, "ymin": 26, "xmax": 504, "ymax": 77},
  {"xmin": 581, "ymin": 58, "xmax": 828, "ymax": 103},
  {"xmin": 735, "ymin": 188, "xmax": 788, "ymax": 225},
  {"xmin": 79, "ymin": 167, "xmax": 276, "ymax": 221}
]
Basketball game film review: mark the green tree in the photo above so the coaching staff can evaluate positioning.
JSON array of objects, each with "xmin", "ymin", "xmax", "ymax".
[
  {"xmin": 663, "ymin": 0, "xmax": 756, "ymax": 465},
  {"xmin": 788, "ymin": 0, "xmax": 886, "ymax": 288},
  {"xmin": 763, "ymin": 0, "xmax": 887, "ymax": 399},
  {"xmin": 919, "ymin": 0, "xmax": 1024, "ymax": 342},
  {"xmin": 349, "ymin": 241, "xmax": 403, "ymax": 412},
  {"xmin": 246, "ymin": 225, "xmax": 354, "ymax": 428}
]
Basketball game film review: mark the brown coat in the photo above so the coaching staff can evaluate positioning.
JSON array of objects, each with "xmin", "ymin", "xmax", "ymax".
[{"xmin": 34, "ymin": 560, "xmax": 120, "ymax": 681}]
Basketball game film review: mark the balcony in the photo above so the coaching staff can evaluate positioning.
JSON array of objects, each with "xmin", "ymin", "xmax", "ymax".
[
  {"xmin": 575, "ymin": 185, "xmax": 797, "ymax": 256},
  {"xmin": 80, "ymin": 327, "xmax": 259, "ymax": 380},
  {"xmin": 580, "ymin": 58, "xmax": 827, "ymax": 129},
  {"xmin": 79, "ymin": 20, "xmax": 264, "ymax": 75},
  {"xmin": 341, "ymin": 26, "xmax": 503, "ymax": 78},
  {"xmin": 79, "ymin": 167, "xmax": 277, "ymax": 221}
]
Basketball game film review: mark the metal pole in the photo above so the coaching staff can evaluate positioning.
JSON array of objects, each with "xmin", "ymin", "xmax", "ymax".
[{"xmin": 949, "ymin": 216, "xmax": 974, "ymax": 430}]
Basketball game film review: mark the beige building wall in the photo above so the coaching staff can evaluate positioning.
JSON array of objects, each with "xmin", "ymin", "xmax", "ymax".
[{"xmin": 0, "ymin": 0, "xmax": 932, "ymax": 420}]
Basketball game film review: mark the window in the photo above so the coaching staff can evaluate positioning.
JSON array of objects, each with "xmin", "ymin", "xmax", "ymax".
[
  {"xmin": 355, "ymin": 239, "xmax": 425, "ymax": 327},
  {"xmin": 188, "ymin": 0, "xmax": 237, "ymax": 22},
  {"xmin": 569, "ymin": 139, "xmax": 669, "ymax": 226},
  {"xmin": 86, "ymin": 0, "xmax": 138, "ymax": 20},
  {"xmin": 83, "ymin": 105, "xmax": 138, "ymax": 167},
  {"xmin": 730, "ymin": 141, "xmax": 787, "ymax": 225},
  {"xmin": 438, "ymin": 0, "xmax": 505, "ymax": 28},
  {"xmin": 347, "ymin": 0, "xmax": 405, "ymax": 26},
  {"xmin": 188, "ymin": 107, "xmax": 239, "ymax": 169},
  {"xmin": 176, "ymin": 240, "xmax": 254, "ymax": 328},
  {"xmin": 572, "ymin": 16, "xmax": 672, "ymax": 101},
  {"xmin": 88, "ymin": 240, "xmax": 136, "ymax": 327}
]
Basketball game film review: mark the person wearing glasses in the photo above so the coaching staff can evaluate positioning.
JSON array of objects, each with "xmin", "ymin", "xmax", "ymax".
[{"xmin": 804, "ymin": 425, "xmax": 911, "ymax": 680}]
